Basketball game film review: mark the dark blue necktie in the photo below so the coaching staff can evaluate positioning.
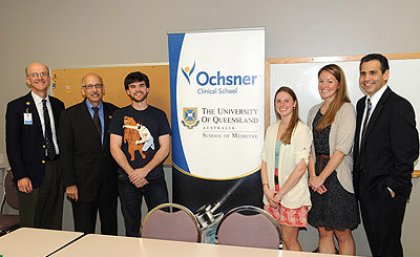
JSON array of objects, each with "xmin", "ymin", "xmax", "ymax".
[{"xmin": 42, "ymin": 99, "xmax": 56, "ymax": 159}]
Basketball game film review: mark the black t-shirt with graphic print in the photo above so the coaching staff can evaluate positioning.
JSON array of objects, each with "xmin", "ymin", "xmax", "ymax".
[{"xmin": 108, "ymin": 105, "xmax": 171, "ymax": 180}]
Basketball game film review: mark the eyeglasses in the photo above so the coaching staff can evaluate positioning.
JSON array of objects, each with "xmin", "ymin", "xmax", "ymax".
[
  {"xmin": 82, "ymin": 84, "xmax": 104, "ymax": 89},
  {"xmin": 27, "ymin": 72, "xmax": 49, "ymax": 78}
]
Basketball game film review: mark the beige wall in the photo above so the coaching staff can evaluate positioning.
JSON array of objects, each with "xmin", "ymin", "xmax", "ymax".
[{"xmin": 1, "ymin": 1, "xmax": 420, "ymax": 256}]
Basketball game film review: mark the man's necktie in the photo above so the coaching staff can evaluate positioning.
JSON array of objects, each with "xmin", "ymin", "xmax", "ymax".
[
  {"xmin": 42, "ymin": 99, "xmax": 56, "ymax": 160},
  {"xmin": 361, "ymin": 98, "xmax": 372, "ymax": 142},
  {"xmin": 92, "ymin": 107, "xmax": 102, "ymax": 141}
]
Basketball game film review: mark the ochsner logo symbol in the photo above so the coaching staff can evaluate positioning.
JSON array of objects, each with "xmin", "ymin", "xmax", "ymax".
[
  {"xmin": 182, "ymin": 62, "xmax": 196, "ymax": 85},
  {"xmin": 181, "ymin": 61, "xmax": 259, "ymax": 86}
]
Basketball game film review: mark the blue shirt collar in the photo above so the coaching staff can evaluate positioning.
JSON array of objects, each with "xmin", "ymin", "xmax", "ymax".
[{"xmin": 85, "ymin": 99, "xmax": 103, "ymax": 111}]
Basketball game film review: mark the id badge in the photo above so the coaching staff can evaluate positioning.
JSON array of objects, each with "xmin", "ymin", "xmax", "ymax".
[{"xmin": 24, "ymin": 113, "xmax": 33, "ymax": 125}]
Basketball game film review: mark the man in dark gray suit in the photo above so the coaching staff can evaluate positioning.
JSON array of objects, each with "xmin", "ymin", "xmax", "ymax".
[
  {"xmin": 6, "ymin": 62, "xmax": 65, "ymax": 229},
  {"xmin": 353, "ymin": 53, "xmax": 419, "ymax": 257},
  {"xmin": 59, "ymin": 73, "xmax": 118, "ymax": 234}
]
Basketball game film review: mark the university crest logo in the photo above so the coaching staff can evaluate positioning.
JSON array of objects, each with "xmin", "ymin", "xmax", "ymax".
[{"xmin": 181, "ymin": 107, "xmax": 199, "ymax": 129}]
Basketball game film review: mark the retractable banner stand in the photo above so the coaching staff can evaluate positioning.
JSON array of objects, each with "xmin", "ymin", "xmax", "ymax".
[{"xmin": 168, "ymin": 28, "xmax": 265, "ymax": 215}]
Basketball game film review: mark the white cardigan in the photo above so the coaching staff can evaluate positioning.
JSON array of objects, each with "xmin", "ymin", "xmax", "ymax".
[
  {"xmin": 261, "ymin": 120, "xmax": 312, "ymax": 209},
  {"xmin": 307, "ymin": 102, "xmax": 356, "ymax": 193}
]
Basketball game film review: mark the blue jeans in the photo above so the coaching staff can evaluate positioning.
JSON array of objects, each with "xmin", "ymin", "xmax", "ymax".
[{"xmin": 118, "ymin": 175, "xmax": 169, "ymax": 237}]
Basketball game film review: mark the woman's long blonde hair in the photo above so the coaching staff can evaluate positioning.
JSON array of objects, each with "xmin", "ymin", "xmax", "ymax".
[{"xmin": 316, "ymin": 64, "xmax": 350, "ymax": 131}]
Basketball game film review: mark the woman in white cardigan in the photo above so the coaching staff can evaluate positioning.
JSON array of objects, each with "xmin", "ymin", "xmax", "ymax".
[
  {"xmin": 307, "ymin": 64, "xmax": 360, "ymax": 255},
  {"xmin": 261, "ymin": 86, "xmax": 312, "ymax": 251}
]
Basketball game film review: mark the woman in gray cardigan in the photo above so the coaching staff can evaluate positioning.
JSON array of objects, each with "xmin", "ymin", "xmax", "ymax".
[{"xmin": 307, "ymin": 64, "xmax": 360, "ymax": 255}]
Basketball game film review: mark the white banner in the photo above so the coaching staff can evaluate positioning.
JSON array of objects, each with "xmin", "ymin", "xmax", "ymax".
[{"xmin": 169, "ymin": 28, "xmax": 265, "ymax": 179}]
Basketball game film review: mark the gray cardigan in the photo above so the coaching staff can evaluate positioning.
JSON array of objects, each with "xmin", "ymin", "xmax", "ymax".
[{"xmin": 307, "ymin": 102, "xmax": 356, "ymax": 193}]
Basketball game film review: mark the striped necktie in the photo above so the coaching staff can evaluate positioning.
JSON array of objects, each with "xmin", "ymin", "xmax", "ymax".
[{"xmin": 361, "ymin": 98, "xmax": 372, "ymax": 142}]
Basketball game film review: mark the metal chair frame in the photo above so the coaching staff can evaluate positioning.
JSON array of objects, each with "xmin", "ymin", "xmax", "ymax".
[
  {"xmin": 0, "ymin": 169, "xmax": 20, "ymax": 235},
  {"xmin": 216, "ymin": 205, "xmax": 282, "ymax": 249},
  {"xmin": 141, "ymin": 202, "xmax": 201, "ymax": 242}
]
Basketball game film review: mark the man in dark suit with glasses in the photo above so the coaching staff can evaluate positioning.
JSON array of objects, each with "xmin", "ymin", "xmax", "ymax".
[
  {"xmin": 59, "ymin": 73, "xmax": 119, "ymax": 234},
  {"xmin": 6, "ymin": 62, "xmax": 65, "ymax": 229}
]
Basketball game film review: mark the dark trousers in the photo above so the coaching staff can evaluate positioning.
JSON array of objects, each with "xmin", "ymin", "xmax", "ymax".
[
  {"xmin": 18, "ymin": 159, "xmax": 64, "ymax": 229},
  {"xmin": 118, "ymin": 176, "xmax": 169, "ymax": 237},
  {"xmin": 70, "ymin": 189, "xmax": 118, "ymax": 235},
  {"xmin": 359, "ymin": 186, "xmax": 407, "ymax": 257}
]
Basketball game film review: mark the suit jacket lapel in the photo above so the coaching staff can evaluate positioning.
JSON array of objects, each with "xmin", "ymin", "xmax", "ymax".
[
  {"xmin": 103, "ymin": 103, "xmax": 112, "ymax": 147},
  {"xmin": 360, "ymin": 88, "xmax": 392, "ymax": 151},
  {"xmin": 103, "ymin": 103, "xmax": 111, "ymax": 132},
  {"xmin": 25, "ymin": 93, "xmax": 43, "ymax": 135},
  {"xmin": 103, "ymin": 103, "xmax": 112, "ymax": 132},
  {"xmin": 81, "ymin": 100, "xmax": 102, "ymax": 144}
]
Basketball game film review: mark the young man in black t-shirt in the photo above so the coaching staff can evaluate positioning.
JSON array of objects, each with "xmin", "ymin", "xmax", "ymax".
[{"xmin": 109, "ymin": 71, "xmax": 171, "ymax": 237}]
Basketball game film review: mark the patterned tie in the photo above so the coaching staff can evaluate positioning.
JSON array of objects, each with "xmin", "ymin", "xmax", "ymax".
[
  {"xmin": 92, "ymin": 107, "xmax": 102, "ymax": 141},
  {"xmin": 42, "ymin": 99, "xmax": 56, "ymax": 160},
  {"xmin": 361, "ymin": 98, "xmax": 372, "ymax": 142}
]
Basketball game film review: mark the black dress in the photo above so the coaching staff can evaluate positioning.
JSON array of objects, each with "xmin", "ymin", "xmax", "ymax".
[{"xmin": 308, "ymin": 110, "xmax": 360, "ymax": 231}]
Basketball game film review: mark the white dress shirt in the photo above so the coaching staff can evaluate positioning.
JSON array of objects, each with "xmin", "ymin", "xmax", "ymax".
[
  {"xmin": 359, "ymin": 85, "xmax": 388, "ymax": 148},
  {"xmin": 31, "ymin": 91, "xmax": 60, "ymax": 155}
]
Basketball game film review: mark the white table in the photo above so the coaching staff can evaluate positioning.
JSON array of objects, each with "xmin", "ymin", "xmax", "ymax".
[
  {"xmin": 0, "ymin": 227, "xmax": 83, "ymax": 257},
  {"xmin": 51, "ymin": 234, "xmax": 344, "ymax": 257}
]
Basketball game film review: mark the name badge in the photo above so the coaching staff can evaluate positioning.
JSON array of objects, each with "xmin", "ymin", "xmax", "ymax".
[{"xmin": 24, "ymin": 113, "xmax": 33, "ymax": 125}]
